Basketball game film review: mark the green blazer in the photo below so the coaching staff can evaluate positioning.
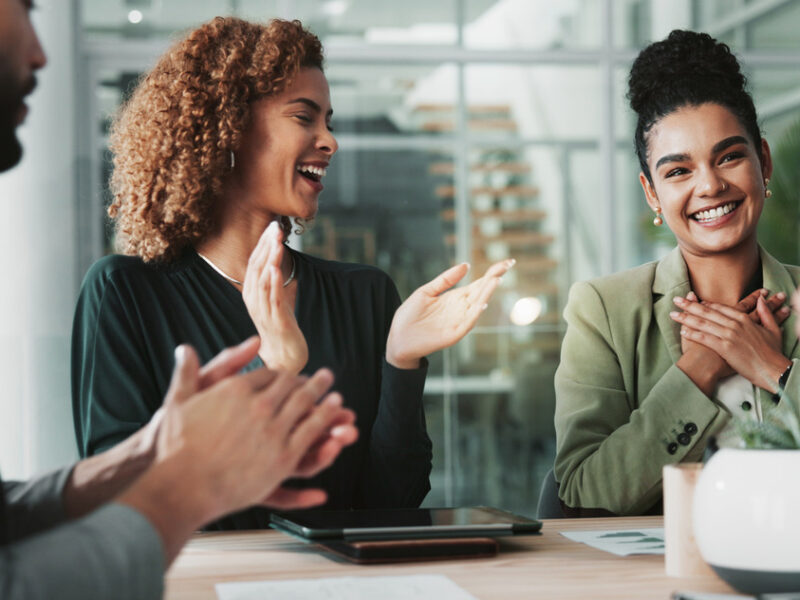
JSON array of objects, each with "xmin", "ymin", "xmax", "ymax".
[{"xmin": 554, "ymin": 246, "xmax": 800, "ymax": 515}]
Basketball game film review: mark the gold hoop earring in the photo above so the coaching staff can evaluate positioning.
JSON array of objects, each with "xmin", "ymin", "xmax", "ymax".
[
  {"xmin": 653, "ymin": 210, "xmax": 663, "ymax": 227},
  {"xmin": 765, "ymin": 178, "xmax": 772, "ymax": 198}
]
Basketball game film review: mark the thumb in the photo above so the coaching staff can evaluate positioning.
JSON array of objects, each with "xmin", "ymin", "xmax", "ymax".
[{"xmin": 165, "ymin": 344, "xmax": 200, "ymax": 407}]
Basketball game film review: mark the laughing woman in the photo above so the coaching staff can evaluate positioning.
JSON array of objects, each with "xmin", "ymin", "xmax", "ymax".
[
  {"xmin": 71, "ymin": 18, "xmax": 513, "ymax": 529},
  {"xmin": 553, "ymin": 30, "xmax": 800, "ymax": 516}
]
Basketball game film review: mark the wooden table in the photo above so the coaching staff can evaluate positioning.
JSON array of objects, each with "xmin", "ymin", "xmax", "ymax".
[{"xmin": 165, "ymin": 516, "xmax": 736, "ymax": 599}]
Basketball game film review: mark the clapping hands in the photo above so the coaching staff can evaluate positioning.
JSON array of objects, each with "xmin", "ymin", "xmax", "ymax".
[
  {"xmin": 242, "ymin": 222, "xmax": 308, "ymax": 374},
  {"xmin": 385, "ymin": 259, "xmax": 515, "ymax": 369}
]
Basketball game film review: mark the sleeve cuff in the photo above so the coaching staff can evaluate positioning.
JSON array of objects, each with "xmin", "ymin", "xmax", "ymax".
[
  {"xmin": 643, "ymin": 364, "xmax": 724, "ymax": 461},
  {"xmin": 3, "ymin": 465, "xmax": 74, "ymax": 542},
  {"xmin": 375, "ymin": 356, "xmax": 428, "ymax": 427}
]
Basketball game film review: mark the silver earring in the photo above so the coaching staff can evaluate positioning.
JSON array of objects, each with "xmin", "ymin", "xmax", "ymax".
[
  {"xmin": 230, "ymin": 151, "xmax": 235, "ymax": 169},
  {"xmin": 765, "ymin": 178, "xmax": 772, "ymax": 198}
]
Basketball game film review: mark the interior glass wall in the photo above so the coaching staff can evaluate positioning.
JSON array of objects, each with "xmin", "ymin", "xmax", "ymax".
[{"xmin": 77, "ymin": 0, "xmax": 800, "ymax": 516}]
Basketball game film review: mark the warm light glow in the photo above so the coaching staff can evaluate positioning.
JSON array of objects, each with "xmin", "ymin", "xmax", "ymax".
[
  {"xmin": 510, "ymin": 297, "xmax": 542, "ymax": 326},
  {"xmin": 127, "ymin": 10, "xmax": 143, "ymax": 24}
]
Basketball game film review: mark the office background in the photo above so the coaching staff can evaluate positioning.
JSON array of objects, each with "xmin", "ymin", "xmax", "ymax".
[{"xmin": 2, "ymin": 0, "xmax": 800, "ymax": 516}]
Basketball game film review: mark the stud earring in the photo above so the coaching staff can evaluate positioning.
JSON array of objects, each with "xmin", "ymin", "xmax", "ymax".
[
  {"xmin": 765, "ymin": 177, "xmax": 772, "ymax": 198},
  {"xmin": 653, "ymin": 209, "xmax": 663, "ymax": 227}
]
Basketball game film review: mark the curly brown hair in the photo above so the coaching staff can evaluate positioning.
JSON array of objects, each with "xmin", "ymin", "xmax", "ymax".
[{"xmin": 108, "ymin": 17, "xmax": 324, "ymax": 262}]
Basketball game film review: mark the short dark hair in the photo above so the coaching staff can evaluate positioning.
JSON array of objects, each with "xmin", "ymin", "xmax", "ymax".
[{"xmin": 627, "ymin": 29, "xmax": 762, "ymax": 183}]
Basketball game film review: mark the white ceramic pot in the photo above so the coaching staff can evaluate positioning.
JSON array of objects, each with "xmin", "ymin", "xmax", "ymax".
[{"xmin": 693, "ymin": 448, "xmax": 800, "ymax": 594}]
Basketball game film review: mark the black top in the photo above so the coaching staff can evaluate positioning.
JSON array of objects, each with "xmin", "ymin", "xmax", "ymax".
[{"xmin": 71, "ymin": 249, "xmax": 432, "ymax": 529}]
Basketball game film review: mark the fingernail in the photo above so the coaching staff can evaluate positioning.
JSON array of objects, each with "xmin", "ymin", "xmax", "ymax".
[
  {"xmin": 780, "ymin": 306, "xmax": 790, "ymax": 314},
  {"xmin": 776, "ymin": 292, "xmax": 786, "ymax": 300},
  {"xmin": 464, "ymin": 262, "xmax": 471, "ymax": 271},
  {"xmin": 680, "ymin": 328, "xmax": 687, "ymax": 336},
  {"xmin": 673, "ymin": 296, "xmax": 686, "ymax": 305},
  {"xmin": 508, "ymin": 258, "xmax": 516, "ymax": 267},
  {"xmin": 669, "ymin": 311, "xmax": 680, "ymax": 318},
  {"xmin": 174, "ymin": 345, "xmax": 186, "ymax": 365},
  {"xmin": 325, "ymin": 393, "xmax": 342, "ymax": 407},
  {"xmin": 482, "ymin": 303, "xmax": 489, "ymax": 311}
]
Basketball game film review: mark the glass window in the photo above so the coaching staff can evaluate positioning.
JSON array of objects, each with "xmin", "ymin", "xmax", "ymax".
[
  {"xmin": 76, "ymin": 0, "xmax": 800, "ymax": 516},
  {"xmin": 463, "ymin": 0, "xmax": 603, "ymax": 50},
  {"xmin": 81, "ymin": 0, "xmax": 459, "ymax": 45},
  {"xmin": 464, "ymin": 65, "xmax": 603, "ymax": 140},
  {"xmin": 328, "ymin": 63, "xmax": 457, "ymax": 136}
]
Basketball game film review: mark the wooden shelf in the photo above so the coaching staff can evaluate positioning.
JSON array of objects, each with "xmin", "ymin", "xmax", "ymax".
[
  {"xmin": 429, "ymin": 162, "xmax": 531, "ymax": 175},
  {"xmin": 421, "ymin": 119, "xmax": 517, "ymax": 132},
  {"xmin": 445, "ymin": 231, "xmax": 554, "ymax": 246},
  {"xmin": 440, "ymin": 208, "xmax": 547, "ymax": 222},
  {"xmin": 413, "ymin": 103, "xmax": 511, "ymax": 115},
  {"xmin": 436, "ymin": 185, "xmax": 539, "ymax": 198}
]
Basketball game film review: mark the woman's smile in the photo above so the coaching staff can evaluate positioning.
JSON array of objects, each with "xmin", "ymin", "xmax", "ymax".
[
  {"xmin": 641, "ymin": 102, "xmax": 770, "ymax": 257},
  {"xmin": 688, "ymin": 199, "xmax": 742, "ymax": 227},
  {"xmin": 295, "ymin": 161, "xmax": 328, "ymax": 193}
]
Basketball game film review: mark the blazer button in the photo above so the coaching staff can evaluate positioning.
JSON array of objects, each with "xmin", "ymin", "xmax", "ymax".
[
  {"xmin": 684, "ymin": 422, "xmax": 698, "ymax": 435},
  {"xmin": 667, "ymin": 442, "xmax": 678, "ymax": 455},
  {"xmin": 741, "ymin": 401, "xmax": 752, "ymax": 411},
  {"xmin": 677, "ymin": 433, "xmax": 691, "ymax": 446}
]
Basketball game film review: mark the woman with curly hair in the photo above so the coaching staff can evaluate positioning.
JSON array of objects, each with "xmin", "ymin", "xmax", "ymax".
[
  {"xmin": 71, "ymin": 17, "xmax": 513, "ymax": 528},
  {"xmin": 553, "ymin": 29, "xmax": 800, "ymax": 516}
]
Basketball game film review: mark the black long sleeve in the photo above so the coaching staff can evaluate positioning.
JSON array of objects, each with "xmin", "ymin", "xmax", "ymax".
[{"xmin": 72, "ymin": 249, "xmax": 432, "ymax": 525}]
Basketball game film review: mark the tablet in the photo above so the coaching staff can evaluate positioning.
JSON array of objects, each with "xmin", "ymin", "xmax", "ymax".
[{"xmin": 270, "ymin": 506, "xmax": 542, "ymax": 541}]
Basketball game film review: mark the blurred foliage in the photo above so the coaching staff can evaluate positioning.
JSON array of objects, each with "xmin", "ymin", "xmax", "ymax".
[
  {"xmin": 735, "ymin": 392, "xmax": 800, "ymax": 450},
  {"xmin": 758, "ymin": 116, "xmax": 800, "ymax": 264}
]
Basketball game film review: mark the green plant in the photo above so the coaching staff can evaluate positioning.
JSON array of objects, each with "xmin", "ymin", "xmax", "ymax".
[
  {"xmin": 735, "ymin": 390, "xmax": 800, "ymax": 449},
  {"xmin": 757, "ymin": 115, "xmax": 800, "ymax": 264}
]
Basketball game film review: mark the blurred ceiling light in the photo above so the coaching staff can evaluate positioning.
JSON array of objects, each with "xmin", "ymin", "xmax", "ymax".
[
  {"xmin": 127, "ymin": 9, "xmax": 144, "ymax": 24},
  {"xmin": 322, "ymin": 0, "xmax": 349, "ymax": 17},
  {"xmin": 510, "ymin": 297, "xmax": 542, "ymax": 326}
]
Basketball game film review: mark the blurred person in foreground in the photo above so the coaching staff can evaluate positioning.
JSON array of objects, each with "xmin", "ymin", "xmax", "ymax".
[{"xmin": 0, "ymin": 1, "xmax": 357, "ymax": 597}]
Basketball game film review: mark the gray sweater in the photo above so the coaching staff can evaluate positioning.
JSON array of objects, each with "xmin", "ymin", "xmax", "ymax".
[{"xmin": 1, "ymin": 467, "xmax": 164, "ymax": 599}]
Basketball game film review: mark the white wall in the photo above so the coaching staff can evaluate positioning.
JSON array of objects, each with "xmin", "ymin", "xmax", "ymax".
[{"xmin": 0, "ymin": 1, "xmax": 79, "ymax": 479}]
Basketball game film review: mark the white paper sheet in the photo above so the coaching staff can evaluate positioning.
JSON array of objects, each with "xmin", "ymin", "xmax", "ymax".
[
  {"xmin": 216, "ymin": 574, "xmax": 479, "ymax": 600},
  {"xmin": 560, "ymin": 527, "xmax": 665, "ymax": 556}
]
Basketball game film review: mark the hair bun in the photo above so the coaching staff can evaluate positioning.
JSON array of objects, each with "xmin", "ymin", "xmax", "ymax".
[
  {"xmin": 627, "ymin": 29, "xmax": 761, "ymax": 182},
  {"xmin": 628, "ymin": 29, "xmax": 746, "ymax": 116}
]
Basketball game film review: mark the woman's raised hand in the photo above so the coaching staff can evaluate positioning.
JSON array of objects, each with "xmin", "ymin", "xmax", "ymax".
[
  {"xmin": 243, "ymin": 222, "xmax": 308, "ymax": 374},
  {"xmin": 385, "ymin": 259, "xmax": 515, "ymax": 369}
]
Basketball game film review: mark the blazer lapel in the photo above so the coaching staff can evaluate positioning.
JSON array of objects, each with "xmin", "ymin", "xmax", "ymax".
[
  {"xmin": 652, "ymin": 247, "xmax": 692, "ymax": 364},
  {"xmin": 760, "ymin": 247, "xmax": 799, "ymax": 360}
]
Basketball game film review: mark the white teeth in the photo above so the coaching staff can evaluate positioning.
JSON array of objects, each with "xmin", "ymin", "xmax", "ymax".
[
  {"xmin": 296, "ymin": 164, "xmax": 327, "ymax": 178},
  {"xmin": 693, "ymin": 202, "xmax": 738, "ymax": 222}
]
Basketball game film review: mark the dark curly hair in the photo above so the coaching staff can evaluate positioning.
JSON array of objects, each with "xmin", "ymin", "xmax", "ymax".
[
  {"xmin": 628, "ymin": 29, "xmax": 762, "ymax": 183},
  {"xmin": 108, "ymin": 17, "xmax": 323, "ymax": 262}
]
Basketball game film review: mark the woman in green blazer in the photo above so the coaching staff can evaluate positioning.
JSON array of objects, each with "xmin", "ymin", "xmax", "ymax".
[{"xmin": 554, "ymin": 30, "xmax": 800, "ymax": 516}]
